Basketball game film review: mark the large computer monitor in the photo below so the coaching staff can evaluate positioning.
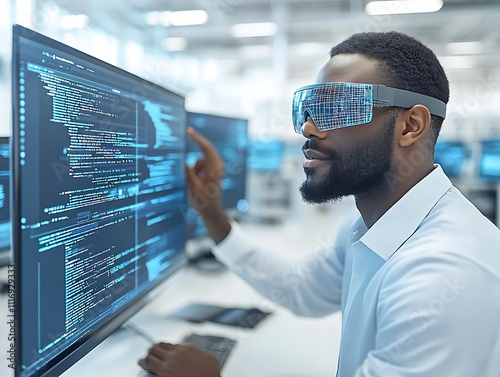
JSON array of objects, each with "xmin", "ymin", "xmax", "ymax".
[
  {"xmin": 479, "ymin": 139, "xmax": 500, "ymax": 181},
  {"xmin": 0, "ymin": 136, "xmax": 10, "ymax": 266},
  {"xmin": 12, "ymin": 25, "xmax": 187, "ymax": 377},
  {"xmin": 185, "ymin": 112, "xmax": 248, "ymax": 240},
  {"xmin": 433, "ymin": 140, "xmax": 470, "ymax": 178}
]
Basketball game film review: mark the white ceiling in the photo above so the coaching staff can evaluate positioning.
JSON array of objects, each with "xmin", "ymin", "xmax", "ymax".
[{"xmin": 36, "ymin": 0, "xmax": 500, "ymax": 84}]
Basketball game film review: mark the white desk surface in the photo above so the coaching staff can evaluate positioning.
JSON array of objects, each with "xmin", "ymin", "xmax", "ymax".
[{"xmin": 1, "ymin": 201, "xmax": 356, "ymax": 377}]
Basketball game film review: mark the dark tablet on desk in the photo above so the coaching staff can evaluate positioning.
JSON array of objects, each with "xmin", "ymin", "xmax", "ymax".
[{"xmin": 172, "ymin": 302, "xmax": 271, "ymax": 328}]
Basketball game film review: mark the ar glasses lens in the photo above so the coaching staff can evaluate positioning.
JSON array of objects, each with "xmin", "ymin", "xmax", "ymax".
[{"xmin": 292, "ymin": 83, "xmax": 373, "ymax": 134}]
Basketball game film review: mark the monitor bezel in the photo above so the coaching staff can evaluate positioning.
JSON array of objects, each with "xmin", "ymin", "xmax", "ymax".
[{"xmin": 12, "ymin": 24, "xmax": 187, "ymax": 377}]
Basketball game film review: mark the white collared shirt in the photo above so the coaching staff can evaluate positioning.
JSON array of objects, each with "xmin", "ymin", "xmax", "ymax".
[{"xmin": 213, "ymin": 166, "xmax": 500, "ymax": 376}]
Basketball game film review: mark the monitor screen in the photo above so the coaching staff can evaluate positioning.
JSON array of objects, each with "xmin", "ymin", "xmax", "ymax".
[
  {"xmin": 433, "ymin": 141, "xmax": 469, "ymax": 177},
  {"xmin": 479, "ymin": 139, "xmax": 500, "ymax": 181},
  {"xmin": 247, "ymin": 139, "xmax": 284, "ymax": 172},
  {"xmin": 12, "ymin": 25, "xmax": 187, "ymax": 377},
  {"xmin": 0, "ymin": 136, "xmax": 10, "ymax": 265},
  {"xmin": 186, "ymin": 112, "xmax": 248, "ymax": 239}
]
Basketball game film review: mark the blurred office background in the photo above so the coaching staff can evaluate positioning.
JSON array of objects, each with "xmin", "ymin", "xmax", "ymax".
[{"xmin": 1, "ymin": 0, "xmax": 500, "ymax": 225}]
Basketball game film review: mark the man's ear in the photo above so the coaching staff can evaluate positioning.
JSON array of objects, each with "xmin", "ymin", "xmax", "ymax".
[{"xmin": 397, "ymin": 105, "xmax": 431, "ymax": 147}]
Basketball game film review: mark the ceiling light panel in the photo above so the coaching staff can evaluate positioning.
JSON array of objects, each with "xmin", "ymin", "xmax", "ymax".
[{"xmin": 365, "ymin": 0, "xmax": 444, "ymax": 15}]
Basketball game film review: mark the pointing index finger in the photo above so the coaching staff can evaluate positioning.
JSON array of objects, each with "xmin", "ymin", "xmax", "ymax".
[{"xmin": 187, "ymin": 127, "xmax": 219, "ymax": 161}]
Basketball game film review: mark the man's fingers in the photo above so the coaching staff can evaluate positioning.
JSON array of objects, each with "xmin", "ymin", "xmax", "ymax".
[
  {"xmin": 139, "ymin": 341, "xmax": 222, "ymax": 376},
  {"xmin": 138, "ymin": 342, "xmax": 178, "ymax": 374},
  {"xmin": 187, "ymin": 128, "xmax": 225, "ymax": 177},
  {"xmin": 193, "ymin": 158, "xmax": 206, "ymax": 175},
  {"xmin": 152, "ymin": 342, "xmax": 176, "ymax": 355},
  {"xmin": 138, "ymin": 352, "xmax": 166, "ymax": 374},
  {"xmin": 185, "ymin": 163, "xmax": 199, "ymax": 188},
  {"xmin": 187, "ymin": 127, "xmax": 219, "ymax": 162}
]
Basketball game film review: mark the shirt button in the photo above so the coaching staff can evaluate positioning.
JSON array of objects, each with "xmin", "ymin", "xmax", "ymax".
[{"xmin": 349, "ymin": 229, "xmax": 359, "ymax": 241}]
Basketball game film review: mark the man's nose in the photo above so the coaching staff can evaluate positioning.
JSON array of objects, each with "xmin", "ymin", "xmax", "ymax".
[{"xmin": 301, "ymin": 113, "xmax": 328, "ymax": 139}]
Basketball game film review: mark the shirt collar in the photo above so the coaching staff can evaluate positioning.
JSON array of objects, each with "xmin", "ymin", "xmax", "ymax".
[{"xmin": 359, "ymin": 165, "xmax": 452, "ymax": 261}]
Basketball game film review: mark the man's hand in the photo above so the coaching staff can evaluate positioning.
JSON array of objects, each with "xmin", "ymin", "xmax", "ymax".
[
  {"xmin": 138, "ymin": 342, "xmax": 221, "ymax": 377},
  {"xmin": 185, "ymin": 127, "xmax": 225, "ymax": 214},
  {"xmin": 185, "ymin": 127, "xmax": 231, "ymax": 244}
]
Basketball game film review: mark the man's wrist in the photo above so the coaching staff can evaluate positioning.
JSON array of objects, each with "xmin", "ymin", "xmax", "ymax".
[{"xmin": 199, "ymin": 206, "xmax": 231, "ymax": 244}]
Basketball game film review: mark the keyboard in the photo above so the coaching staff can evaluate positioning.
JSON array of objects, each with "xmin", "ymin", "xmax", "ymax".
[{"xmin": 183, "ymin": 333, "xmax": 237, "ymax": 368}]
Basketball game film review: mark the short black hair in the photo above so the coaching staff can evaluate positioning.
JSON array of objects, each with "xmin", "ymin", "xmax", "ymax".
[{"xmin": 329, "ymin": 31, "xmax": 449, "ymax": 144}]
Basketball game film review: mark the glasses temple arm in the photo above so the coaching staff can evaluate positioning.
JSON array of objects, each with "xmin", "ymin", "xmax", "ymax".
[{"xmin": 373, "ymin": 85, "xmax": 447, "ymax": 119}]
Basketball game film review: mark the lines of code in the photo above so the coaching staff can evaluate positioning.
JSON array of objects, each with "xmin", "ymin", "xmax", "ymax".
[
  {"xmin": 34, "ymin": 65, "xmax": 140, "ymax": 216},
  {"xmin": 18, "ymin": 41, "xmax": 186, "ymax": 374}
]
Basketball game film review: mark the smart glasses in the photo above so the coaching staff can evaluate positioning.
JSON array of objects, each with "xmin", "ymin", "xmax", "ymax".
[{"xmin": 292, "ymin": 82, "xmax": 447, "ymax": 134}]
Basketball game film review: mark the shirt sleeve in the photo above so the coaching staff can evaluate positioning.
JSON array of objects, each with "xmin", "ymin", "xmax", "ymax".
[
  {"xmin": 354, "ymin": 253, "xmax": 500, "ymax": 377},
  {"xmin": 211, "ymin": 221, "xmax": 348, "ymax": 317}
]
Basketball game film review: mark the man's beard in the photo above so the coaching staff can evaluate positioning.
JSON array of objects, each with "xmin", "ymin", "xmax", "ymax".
[{"xmin": 299, "ymin": 115, "xmax": 396, "ymax": 204}]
